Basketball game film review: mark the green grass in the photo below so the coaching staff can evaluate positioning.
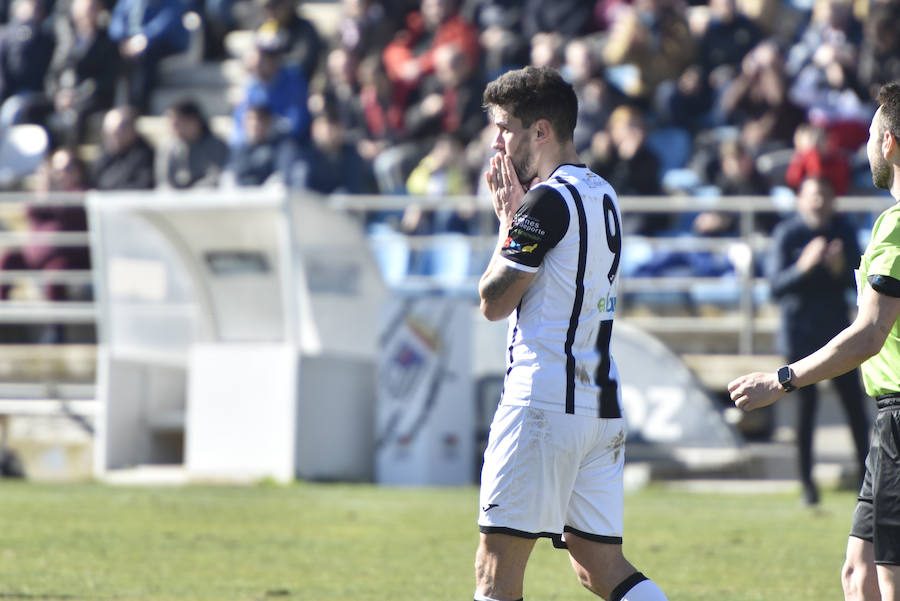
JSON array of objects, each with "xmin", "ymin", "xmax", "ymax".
[{"xmin": 0, "ymin": 482, "xmax": 855, "ymax": 601}]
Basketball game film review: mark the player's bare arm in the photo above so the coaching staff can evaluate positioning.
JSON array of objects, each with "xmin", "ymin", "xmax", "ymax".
[
  {"xmin": 479, "ymin": 264, "xmax": 533, "ymax": 321},
  {"xmin": 729, "ymin": 284, "xmax": 900, "ymax": 411},
  {"xmin": 478, "ymin": 152, "xmax": 537, "ymax": 320}
]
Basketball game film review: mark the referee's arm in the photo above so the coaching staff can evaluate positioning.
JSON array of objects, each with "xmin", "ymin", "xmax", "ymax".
[{"xmin": 730, "ymin": 277, "xmax": 900, "ymax": 411}]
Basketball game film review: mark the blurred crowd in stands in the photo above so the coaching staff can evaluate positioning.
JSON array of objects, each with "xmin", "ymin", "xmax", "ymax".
[{"xmin": 0, "ymin": 0, "xmax": 897, "ymax": 273}]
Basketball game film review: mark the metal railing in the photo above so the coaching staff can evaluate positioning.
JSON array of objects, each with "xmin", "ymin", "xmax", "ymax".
[
  {"xmin": 0, "ymin": 191, "xmax": 893, "ymax": 354},
  {"xmin": 331, "ymin": 192, "xmax": 896, "ymax": 354}
]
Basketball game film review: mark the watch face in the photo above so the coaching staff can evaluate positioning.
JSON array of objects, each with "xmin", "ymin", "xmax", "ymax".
[
  {"xmin": 778, "ymin": 366, "xmax": 794, "ymax": 390},
  {"xmin": 778, "ymin": 366, "xmax": 790, "ymax": 384}
]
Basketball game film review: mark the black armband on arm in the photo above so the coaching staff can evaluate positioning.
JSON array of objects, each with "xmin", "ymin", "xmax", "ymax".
[{"xmin": 868, "ymin": 274, "xmax": 900, "ymax": 297}]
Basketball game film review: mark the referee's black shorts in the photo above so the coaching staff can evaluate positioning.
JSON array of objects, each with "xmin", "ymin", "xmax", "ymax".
[{"xmin": 850, "ymin": 394, "xmax": 900, "ymax": 565}]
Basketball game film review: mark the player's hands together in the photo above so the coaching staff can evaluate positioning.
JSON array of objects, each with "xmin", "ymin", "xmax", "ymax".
[
  {"xmin": 727, "ymin": 371, "xmax": 785, "ymax": 412},
  {"xmin": 485, "ymin": 153, "xmax": 528, "ymax": 227}
]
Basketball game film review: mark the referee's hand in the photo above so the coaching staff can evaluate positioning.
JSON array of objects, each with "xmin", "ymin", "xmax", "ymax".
[{"xmin": 728, "ymin": 371, "xmax": 785, "ymax": 412}]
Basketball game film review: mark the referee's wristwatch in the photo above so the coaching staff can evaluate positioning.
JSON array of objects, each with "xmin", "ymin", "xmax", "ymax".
[{"xmin": 777, "ymin": 365, "xmax": 796, "ymax": 393}]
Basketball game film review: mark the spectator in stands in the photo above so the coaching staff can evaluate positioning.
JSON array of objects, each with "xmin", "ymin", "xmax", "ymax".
[
  {"xmin": 402, "ymin": 43, "xmax": 485, "ymax": 149},
  {"xmin": 520, "ymin": 0, "xmax": 594, "ymax": 40},
  {"xmin": 461, "ymin": 0, "xmax": 527, "ymax": 79},
  {"xmin": 44, "ymin": 0, "xmax": 120, "ymax": 146},
  {"xmin": 382, "ymin": 0, "xmax": 480, "ymax": 105},
  {"xmin": 255, "ymin": 0, "xmax": 323, "ymax": 79},
  {"xmin": 692, "ymin": 138, "xmax": 775, "ymax": 236},
  {"xmin": 405, "ymin": 133, "xmax": 475, "ymax": 233},
  {"xmin": 0, "ymin": 0, "xmax": 56, "ymax": 129},
  {"xmin": 601, "ymin": 0, "xmax": 694, "ymax": 103},
  {"xmin": 566, "ymin": 37, "xmax": 623, "ymax": 154},
  {"xmin": 529, "ymin": 31, "xmax": 564, "ymax": 70},
  {"xmin": 785, "ymin": 0, "xmax": 862, "ymax": 79},
  {"xmin": 356, "ymin": 53, "xmax": 404, "ymax": 163},
  {"xmin": 337, "ymin": 0, "xmax": 395, "ymax": 61},
  {"xmin": 232, "ymin": 40, "xmax": 310, "ymax": 145},
  {"xmin": 308, "ymin": 47, "xmax": 366, "ymax": 144},
  {"xmin": 717, "ymin": 39, "xmax": 805, "ymax": 154},
  {"xmin": 785, "ymin": 123, "xmax": 851, "ymax": 196},
  {"xmin": 737, "ymin": 0, "xmax": 799, "ymax": 39},
  {"xmin": 290, "ymin": 107, "xmax": 370, "ymax": 194},
  {"xmin": 108, "ymin": 0, "xmax": 189, "ymax": 112},
  {"xmin": 698, "ymin": 0, "xmax": 762, "ymax": 92},
  {"xmin": 584, "ymin": 104, "xmax": 667, "ymax": 234},
  {"xmin": 789, "ymin": 56, "xmax": 871, "ymax": 158},
  {"xmin": 406, "ymin": 132, "xmax": 470, "ymax": 197},
  {"xmin": 711, "ymin": 138, "xmax": 771, "ymax": 197},
  {"xmin": 855, "ymin": 1, "xmax": 900, "ymax": 101},
  {"xmin": 92, "ymin": 106, "xmax": 156, "ymax": 190},
  {"xmin": 187, "ymin": 0, "xmax": 234, "ymax": 60},
  {"xmin": 655, "ymin": 63, "xmax": 715, "ymax": 133},
  {"xmin": 767, "ymin": 175, "xmax": 868, "ymax": 505},
  {"xmin": 157, "ymin": 98, "xmax": 229, "ymax": 189},
  {"xmin": 376, "ymin": 0, "xmax": 482, "ymax": 196},
  {"xmin": 223, "ymin": 101, "xmax": 298, "ymax": 187},
  {"xmin": 0, "ymin": 147, "xmax": 91, "ymax": 306}
]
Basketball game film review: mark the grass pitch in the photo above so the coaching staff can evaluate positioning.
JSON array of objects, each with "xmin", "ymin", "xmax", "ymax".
[{"xmin": 0, "ymin": 481, "xmax": 854, "ymax": 600}]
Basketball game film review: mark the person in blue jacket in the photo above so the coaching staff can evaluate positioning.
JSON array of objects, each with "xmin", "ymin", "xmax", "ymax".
[{"xmin": 108, "ymin": 0, "xmax": 188, "ymax": 111}]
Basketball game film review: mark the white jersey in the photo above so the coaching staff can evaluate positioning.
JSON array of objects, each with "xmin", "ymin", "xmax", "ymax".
[{"xmin": 498, "ymin": 163, "xmax": 622, "ymax": 417}]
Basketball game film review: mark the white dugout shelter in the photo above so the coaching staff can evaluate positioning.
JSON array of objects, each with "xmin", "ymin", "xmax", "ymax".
[{"xmin": 88, "ymin": 188, "xmax": 388, "ymax": 483}]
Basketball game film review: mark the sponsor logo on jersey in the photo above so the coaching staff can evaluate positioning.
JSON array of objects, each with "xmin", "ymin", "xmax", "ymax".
[
  {"xmin": 584, "ymin": 170, "xmax": 605, "ymax": 188},
  {"xmin": 597, "ymin": 293, "xmax": 617, "ymax": 313},
  {"xmin": 512, "ymin": 215, "xmax": 546, "ymax": 236},
  {"xmin": 504, "ymin": 238, "xmax": 539, "ymax": 253}
]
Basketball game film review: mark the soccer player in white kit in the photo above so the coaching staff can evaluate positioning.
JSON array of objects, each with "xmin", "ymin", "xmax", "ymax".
[{"xmin": 474, "ymin": 66, "xmax": 669, "ymax": 601}]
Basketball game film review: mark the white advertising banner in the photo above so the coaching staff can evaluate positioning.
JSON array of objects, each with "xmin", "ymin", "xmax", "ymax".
[{"xmin": 376, "ymin": 295, "xmax": 473, "ymax": 485}]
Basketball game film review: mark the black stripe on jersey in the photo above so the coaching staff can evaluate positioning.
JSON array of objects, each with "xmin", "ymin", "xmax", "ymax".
[
  {"xmin": 595, "ymin": 320, "xmax": 621, "ymax": 418},
  {"xmin": 557, "ymin": 177, "xmax": 587, "ymax": 415}
]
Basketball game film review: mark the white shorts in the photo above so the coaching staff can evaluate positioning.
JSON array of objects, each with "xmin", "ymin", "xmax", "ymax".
[{"xmin": 478, "ymin": 404, "xmax": 626, "ymax": 545}]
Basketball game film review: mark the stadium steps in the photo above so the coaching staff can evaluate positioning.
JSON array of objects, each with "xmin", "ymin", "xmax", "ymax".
[
  {"xmin": 0, "ymin": 344, "xmax": 96, "ymax": 385},
  {"xmin": 680, "ymin": 353, "xmax": 782, "ymax": 390},
  {"xmin": 158, "ymin": 59, "xmax": 245, "ymax": 89}
]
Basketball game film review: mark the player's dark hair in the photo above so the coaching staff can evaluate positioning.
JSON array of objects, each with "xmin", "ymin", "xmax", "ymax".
[
  {"xmin": 877, "ymin": 82, "xmax": 900, "ymax": 139},
  {"xmin": 483, "ymin": 66, "xmax": 578, "ymax": 142}
]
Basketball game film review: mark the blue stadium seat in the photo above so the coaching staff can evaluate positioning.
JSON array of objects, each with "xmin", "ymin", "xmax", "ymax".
[
  {"xmin": 425, "ymin": 233, "xmax": 471, "ymax": 289},
  {"xmin": 368, "ymin": 225, "xmax": 410, "ymax": 287},
  {"xmin": 646, "ymin": 126, "xmax": 693, "ymax": 173}
]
